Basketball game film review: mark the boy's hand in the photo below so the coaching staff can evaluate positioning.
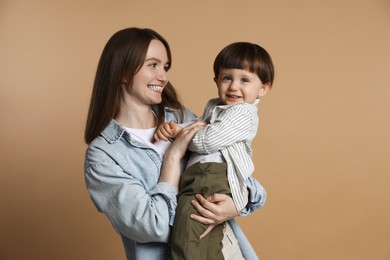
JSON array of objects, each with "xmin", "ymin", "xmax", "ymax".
[{"xmin": 154, "ymin": 121, "xmax": 181, "ymax": 142}]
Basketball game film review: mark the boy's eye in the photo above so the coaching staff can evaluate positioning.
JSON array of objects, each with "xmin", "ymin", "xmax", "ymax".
[
  {"xmin": 241, "ymin": 78, "xmax": 250, "ymax": 83},
  {"xmin": 222, "ymin": 76, "xmax": 232, "ymax": 81}
]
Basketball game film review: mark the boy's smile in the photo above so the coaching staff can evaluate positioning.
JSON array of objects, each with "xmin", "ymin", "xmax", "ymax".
[{"xmin": 215, "ymin": 68, "xmax": 270, "ymax": 105}]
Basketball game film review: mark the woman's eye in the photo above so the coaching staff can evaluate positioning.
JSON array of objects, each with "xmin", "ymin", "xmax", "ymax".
[{"xmin": 149, "ymin": 63, "xmax": 158, "ymax": 68}]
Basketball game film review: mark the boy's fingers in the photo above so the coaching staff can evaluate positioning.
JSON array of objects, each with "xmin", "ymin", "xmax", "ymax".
[
  {"xmin": 154, "ymin": 127, "xmax": 169, "ymax": 142},
  {"xmin": 163, "ymin": 123, "xmax": 173, "ymax": 134},
  {"xmin": 168, "ymin": 121, "xmax": 175, "ymax": 130},
  {"xmin": 157, "ymin": 131, "xmax": 169, "ymax": 141}
]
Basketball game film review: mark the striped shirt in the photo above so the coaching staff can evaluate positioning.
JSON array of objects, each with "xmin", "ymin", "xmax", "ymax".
[{"xmin": 188, "ymin": 98, "xmax": 259, "ymax": 211}]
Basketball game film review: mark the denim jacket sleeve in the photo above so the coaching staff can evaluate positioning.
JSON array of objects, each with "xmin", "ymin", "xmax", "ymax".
[
  {"xmin": 84, "ymin": 109, "xmax": 197, "ymax": 244},
  {"xmin": 240, "ymin": 176, "xmax": 267, "ymax": 216},
  {"xmin": 85, "ymin": 143, "xmax": 177, "ymax": 243}
]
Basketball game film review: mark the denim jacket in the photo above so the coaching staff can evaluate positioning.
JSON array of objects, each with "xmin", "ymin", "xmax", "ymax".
[{"xmin": 84, "ymin": 106, "xmax": 266, "ymax": 260}]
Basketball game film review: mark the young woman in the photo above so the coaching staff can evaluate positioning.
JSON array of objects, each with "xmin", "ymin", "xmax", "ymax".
[{"xmin": 84, "ymin": 27, "xmax": 265, "ymax": 259}]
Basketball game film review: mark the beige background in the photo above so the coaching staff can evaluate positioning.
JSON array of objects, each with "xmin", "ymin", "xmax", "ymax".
[{"xmin": 1, "ymin": 0, "xmax": 390, "ymax": 259}]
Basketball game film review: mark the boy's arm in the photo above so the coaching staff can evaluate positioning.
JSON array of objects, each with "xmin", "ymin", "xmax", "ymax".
[{"xmin": 189, "ymin": 105, "xmax": 254, "ymax": 154}]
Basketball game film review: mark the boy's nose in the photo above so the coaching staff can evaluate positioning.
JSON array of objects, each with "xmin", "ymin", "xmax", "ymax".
[{"xmin": 228, "ymin": 81, "xmax": 239, "ymax": 90}]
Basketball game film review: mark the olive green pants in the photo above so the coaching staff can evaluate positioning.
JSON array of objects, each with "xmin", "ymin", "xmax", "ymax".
[{"xmin": 171, "ymin": 162, "xmax": 231, "ymax": 260}]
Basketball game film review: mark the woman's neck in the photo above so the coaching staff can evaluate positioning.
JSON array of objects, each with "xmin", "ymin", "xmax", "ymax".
[{"xmin": 115, "ymin": 105, "xmax": 157, "ymax": 129}]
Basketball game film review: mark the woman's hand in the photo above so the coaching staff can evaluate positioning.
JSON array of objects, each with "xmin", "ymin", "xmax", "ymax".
[
  {"xmin": 190, "ymin": 193, "xmax": 239, "ymax": 239},
  {"xmin": 165, "ymin": 120, "xmax": 206, "ymax": 159},
  {"xmin": 159, "ymin": 121, "xmax": 206, "ymax": 191}
]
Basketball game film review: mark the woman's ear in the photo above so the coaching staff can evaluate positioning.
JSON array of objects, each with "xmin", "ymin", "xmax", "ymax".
[{"xmin": 258, "ymin": 83, "xmax": 271, "ymax": 97}]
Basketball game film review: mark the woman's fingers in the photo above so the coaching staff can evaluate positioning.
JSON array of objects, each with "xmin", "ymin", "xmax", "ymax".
[
  {"xmin": 195, "ymin": 194, "xmax": 219, "ymax": 215},
  {"xmin": 167, "ymin": 121, "xmax": 205, "ymax": 159},
  {"xmin": 190, "ymin": 195, "xmax": 218, "ymax": 224},
  {"xmin": 190, "ymin": 193, "xmax": 239, "ymax": 225},
  {"xmin": 185, "ymin": 120, "xmax": 207, "ymax": 130},
  {"xmin": 175, "ymin": 121, "xmax": 205, "ymax": 144},
  {"xmin": 199, "ymin": 224, "xmax": 216, "ymax": 240}
]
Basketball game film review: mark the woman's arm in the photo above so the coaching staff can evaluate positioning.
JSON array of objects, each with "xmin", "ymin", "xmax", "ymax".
[
  {"xmin": 84, "ymin": 121, "xmax": 206, "ymax": 243},
  {"xmin": 85, "ymin": 154, "xmax": 176, "ymax": 243},
  {"xmin": 189, "ymin": 177, "xmax": 267, "ymax": 220},
  {"xmin": 189, "ymin": 193, "xmax": 238, "ymax": 239},
  {"xmin": 188, "ymin": 176, "xmax": 267, "ymax": 238},
  {"xmin": 190, "ymin": 193, "xmax": 239, "ymax": 223},
  {"xmin": 159, "ymin": 120, "xmax": 206, "ymax": 191}
]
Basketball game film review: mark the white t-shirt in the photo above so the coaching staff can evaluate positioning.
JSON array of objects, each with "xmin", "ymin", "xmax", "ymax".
[{"xmin": 124, "ymin": 127, "xmax": 171, "ymax": 158}]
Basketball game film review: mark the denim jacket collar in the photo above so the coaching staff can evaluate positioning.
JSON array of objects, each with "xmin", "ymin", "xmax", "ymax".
[{"xmin": 101, "ymin": 120, "xmax": 127, "ymax": 144}]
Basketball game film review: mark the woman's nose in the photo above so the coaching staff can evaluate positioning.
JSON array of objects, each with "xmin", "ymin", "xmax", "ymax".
[{"xmin": 158, "ymin": 68, "xmax": 168, "ymax": 83}]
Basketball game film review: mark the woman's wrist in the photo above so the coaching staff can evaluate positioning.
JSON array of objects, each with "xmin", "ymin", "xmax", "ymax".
[
  {"xmin": 162, "ymin": 152, "xmax": 181, "ymax": 167},
  {"xmin": 159, "ymin": 152, "xmax": 181, "ymax": 191},
  {"xmin": 164, "ymin": 146, "xmax": 185, "ymax": 161}
]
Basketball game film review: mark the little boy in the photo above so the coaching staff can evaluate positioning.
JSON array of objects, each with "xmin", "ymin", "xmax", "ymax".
[{"xmin": 154, "ymin": 42, "xmax": 274, "ymax": 260}]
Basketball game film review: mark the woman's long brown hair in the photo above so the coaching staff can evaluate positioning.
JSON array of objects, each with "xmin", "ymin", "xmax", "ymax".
[{"xmin": 84, "ymin": 28, "xmax": 183, "ymax": 144}]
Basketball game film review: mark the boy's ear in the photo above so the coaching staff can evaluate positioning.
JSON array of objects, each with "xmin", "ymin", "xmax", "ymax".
[
  {"xmin": 258, "ymin": 83, "xmax": 271, "ymax": 97},
  {"xmin": 213, "ymin": 77, "xmax": 218, "ymax": 85}
]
